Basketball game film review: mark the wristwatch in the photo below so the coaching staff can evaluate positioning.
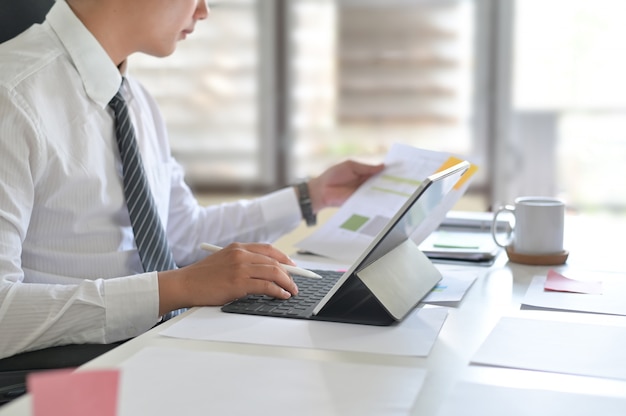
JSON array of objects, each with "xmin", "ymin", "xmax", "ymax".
[{"xmin": 296, "ymin": 182, "xmax": 317, "ymax": 226}]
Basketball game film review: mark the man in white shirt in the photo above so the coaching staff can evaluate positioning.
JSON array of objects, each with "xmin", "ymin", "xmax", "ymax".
[{"xmin": 0, "ymin": 0, "xmax": 384, "ymax": 359}]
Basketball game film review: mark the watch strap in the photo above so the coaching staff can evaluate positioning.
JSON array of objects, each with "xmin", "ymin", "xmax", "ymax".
[{"xmin": 296, "ymin": 182, "xmax": 317, "ymax": 226}]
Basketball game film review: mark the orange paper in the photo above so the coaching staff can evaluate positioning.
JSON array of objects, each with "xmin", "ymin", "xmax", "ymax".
[{"xmin": 435, "ymin": 156, "xmax": 478, "ymax": 190}]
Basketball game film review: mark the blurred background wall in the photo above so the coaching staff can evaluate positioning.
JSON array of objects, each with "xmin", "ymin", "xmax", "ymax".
[{"xmin": 130, "ymin": 0, "xmax": 626, "ymax": 218}]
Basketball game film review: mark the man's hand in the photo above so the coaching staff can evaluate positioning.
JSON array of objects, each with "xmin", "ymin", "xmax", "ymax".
[
  {"xmin": 157, "ymin": 242, "xmax": 299, "ymax": 316},
  {"xmin": 307, "ymin": 160, "xmax": 385, "ymax": 213}
]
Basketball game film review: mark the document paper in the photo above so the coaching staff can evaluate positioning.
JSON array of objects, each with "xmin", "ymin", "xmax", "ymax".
[
  {"xmin": 118, "ymin": 346, "xmax": 427, "ymax": 416},
  {"xmin": 295, "ymin": 144, "xmax": 477, "ymax": 263},
  {"xmin": 522, "ymin": 270, "xmax": 626, "ymax": 316},
  {"xmin": 437, "ymin": 381, "xmax": 626, "ymax": 416},
  {"xmin": 28, "ymin": 369, "xmax": 120, "ymax": 416},
  {"xmin": 471, "ymin": 316, "xmax": 626, "ymax": 381},
  {"xmin": 160, "ymin": 306, "xmax": 448, "ymax": 357}
]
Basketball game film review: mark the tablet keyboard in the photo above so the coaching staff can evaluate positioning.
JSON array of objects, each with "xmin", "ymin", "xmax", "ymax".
[{"xmin": 221, "ymin": 269, "xmax": 343, "ymax": 319}]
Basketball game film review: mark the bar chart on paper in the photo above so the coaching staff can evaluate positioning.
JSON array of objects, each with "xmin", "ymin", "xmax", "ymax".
[
  {"xmin": 339, "ymin": 174, "xmax": 423, "ymax": 237},
  {"xmin": 296, "ymin": 144, "xmax": 477, "ymax": 263}
]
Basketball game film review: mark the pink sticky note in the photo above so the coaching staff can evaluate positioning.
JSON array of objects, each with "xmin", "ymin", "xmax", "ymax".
[
  {"xmin": 544, "ymin": 269, "xmax": 603, "ymax": 294},
  {"xmin": 28, "ymin": 368, "xmax": 120, "ymax": 416}
]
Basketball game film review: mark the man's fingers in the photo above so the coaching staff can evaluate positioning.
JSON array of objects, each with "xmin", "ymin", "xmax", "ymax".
[
  {"xmin": 246, "ymin": 277, "xmax": 294, "ymax": 300},
  {"xmin": 230, "ymin": 263, "xmax": 298, "ymax": 298},
  {"xmin": 248, "ymin": 263, "xmax": 299, "ymax": 297}
]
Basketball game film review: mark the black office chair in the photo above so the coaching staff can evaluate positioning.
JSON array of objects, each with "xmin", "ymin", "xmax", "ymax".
[
  {"xmin": 0, "ymin": 0, "xmax": 54, "ymax": 43},
  {"xmin": 0, "ymin": 0, "xmax": 124, "ymax": 406}
]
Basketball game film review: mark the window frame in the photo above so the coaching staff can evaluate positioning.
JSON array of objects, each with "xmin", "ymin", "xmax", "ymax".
[{"xmin": 195, "ymin": 0, "xmax": 499, "ymax": 208}]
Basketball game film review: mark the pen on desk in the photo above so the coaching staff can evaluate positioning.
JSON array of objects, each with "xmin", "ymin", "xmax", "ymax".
[{"xmin": 199, "ymin": 242, "xmax": 322, "ymax": 279}]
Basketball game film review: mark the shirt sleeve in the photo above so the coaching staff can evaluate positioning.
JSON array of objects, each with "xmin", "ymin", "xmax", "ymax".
[
  {"xmin": 166, "ymin": 159, "xmax": 303, "ymax": 266},
  {"xmin": 0, "ymin": 86, "xmax": 160, "ymax": 359},
  {"xmin": 0, "ymin": 273, "xmax": 159, "ymax": 359}
]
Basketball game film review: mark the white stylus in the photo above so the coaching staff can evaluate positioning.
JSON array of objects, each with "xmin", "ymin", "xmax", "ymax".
[{"xmin": 200, "ymin": 242, "xmax": 322, "ymax": 279}]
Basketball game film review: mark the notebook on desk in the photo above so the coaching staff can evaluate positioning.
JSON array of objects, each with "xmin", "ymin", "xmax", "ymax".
[
  {"xmin": 419, "ymin": 229, "xmax": 501, "ymax": 265},
  {"xmin": 418, "ymin": 210, "xmax": 508, "ymax": 266},
  {"xmin": 221, "ymin": 161, "xmax": 471, "ymax": 326}
]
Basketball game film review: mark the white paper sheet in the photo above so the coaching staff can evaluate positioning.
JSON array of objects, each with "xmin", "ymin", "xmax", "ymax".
[
  {"xmin": 522, "ymin": 272, "xmax": 626, "ymax": 316},
  {"xmin": 471, "ymin": 316, "xmax": 626, "ymax": 381},
  {"xmin": 118, "ymin": 347, "xmax": 427, "ymax": 416},
  {"xmin": 437, "ymin": 381, "xmax": 626, "ymax": 416},
  {"xmin": 295, "ymin": 144, "xmax": 476, "ymax": 263},
  {"xmin": 160, "ymin": 306, "xmax": 448, "ymax": 357},
  {"xmin": 421, "ymin": 270, "xmax": 478, "ymax": 304}
]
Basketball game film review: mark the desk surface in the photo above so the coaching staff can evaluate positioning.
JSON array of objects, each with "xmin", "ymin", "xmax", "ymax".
[{"xmin": 2, "ymin": 214, "xmax": 626, "ymax": 415}]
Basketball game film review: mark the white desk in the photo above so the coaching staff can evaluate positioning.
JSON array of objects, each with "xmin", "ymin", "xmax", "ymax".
[{"xmin": 2, "ymin": 215, "xmax": 626, "ymax": 415}]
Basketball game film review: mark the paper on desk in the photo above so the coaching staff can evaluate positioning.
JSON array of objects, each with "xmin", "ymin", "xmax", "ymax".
[
  {"xmin": 295, "ymin": 144, "xmax": 477, "ymax": 263},
  {"xmin": 160, "ymin": 306, "xmax": 448, "ymax": 357},
  {"xmin": 522, "ymin": 271, "xmax": 626, "ymax": 315},
  {"xmin": 28, "ymin": 369, "xmax": 120, "ymax": 416},
  {"xmin": 437, "ymin": 381, "xmax": 626, "ymax": 416},
  {"xmin": 421, "ymin": 270, "xmax": 479, "ymax": 304},
  {"xmin": 118, "ymin": 346, "xmax": 427, "ymax": 416},
  {"xmin": 471, "ymin": 316, "xmax": 626, "ymax": 381},
  {"xmin": 543, "ymin": 269, "xmax": 603, "ymax": 294}
]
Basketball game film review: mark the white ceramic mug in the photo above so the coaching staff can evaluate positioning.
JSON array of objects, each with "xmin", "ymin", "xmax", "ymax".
[{"xmin": 491, "ymin": 196, "xmax": 565, "ymax": 255}]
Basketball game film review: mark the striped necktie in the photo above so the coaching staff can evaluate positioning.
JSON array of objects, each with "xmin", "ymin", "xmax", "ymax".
[{"xmin": 109, "ymin": 89, "xmax": 183, "ymax": 320}]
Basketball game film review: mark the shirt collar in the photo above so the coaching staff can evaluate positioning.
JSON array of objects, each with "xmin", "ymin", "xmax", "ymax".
[{"xmin": 46, "ymin": 0, "xmax": 122, "ymax": 108}]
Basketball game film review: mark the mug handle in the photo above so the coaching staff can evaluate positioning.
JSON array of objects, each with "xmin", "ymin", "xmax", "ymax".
[{"xmin": 491, "ymin": 205, "xmax": 515, "ymax": 248}]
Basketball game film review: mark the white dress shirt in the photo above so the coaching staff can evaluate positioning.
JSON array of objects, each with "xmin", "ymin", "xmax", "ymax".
[{"xmin": 0, "ymin": 1, "xmax": 302, "ymax": 359}]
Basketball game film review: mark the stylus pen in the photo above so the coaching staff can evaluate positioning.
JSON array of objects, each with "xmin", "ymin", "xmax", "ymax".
[{"xmin": 199, "ymin": 243, "xmax": 322, "ymax": 279}]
